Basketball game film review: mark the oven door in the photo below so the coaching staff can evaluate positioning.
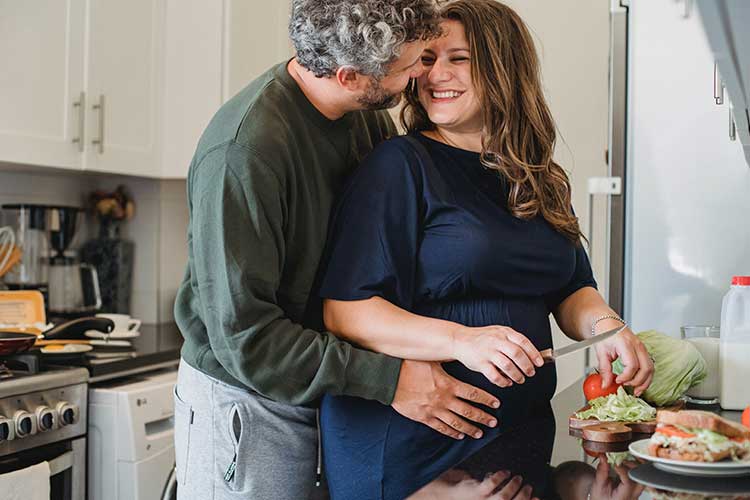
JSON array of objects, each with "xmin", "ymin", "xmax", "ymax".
[{"xmin": 0, "ymin": 437, "xmax": 85, "ymax": 500}]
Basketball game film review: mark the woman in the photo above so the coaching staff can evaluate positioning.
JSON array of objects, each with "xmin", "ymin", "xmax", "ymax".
[{"xmin": 318, "ymin": 2, "xmax": 653, "ymax": 499}]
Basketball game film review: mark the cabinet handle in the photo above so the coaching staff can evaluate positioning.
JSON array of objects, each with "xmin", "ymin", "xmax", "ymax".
[
  {"xmin": 91, "ymin": 94, "xmax": 105, "ymax": 154},
  {"xmin": 729, "ymin": 106, "xmax": 737, "ymax": 142},
  {"xmin": 713, "ymin": 62, "xmax": 724, "ymax": 105},
  {"xmin": 72, "ymin": 91, "xmax": 86, "ymax": 152}
]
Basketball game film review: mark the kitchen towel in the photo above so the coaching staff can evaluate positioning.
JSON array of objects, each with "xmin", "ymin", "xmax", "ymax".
[{"xmin": 0, "ymin": 461, "xmax": 50, "ymax": 500}]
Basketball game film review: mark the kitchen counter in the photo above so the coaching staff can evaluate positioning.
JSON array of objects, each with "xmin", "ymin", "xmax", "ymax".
[
  {"xmin": 406, "ymin": 379, "xmax": 749, "ymax": 499},
  {"xmin": 47, "ymin": 323, "xmax": 182, "ymax": 383}
]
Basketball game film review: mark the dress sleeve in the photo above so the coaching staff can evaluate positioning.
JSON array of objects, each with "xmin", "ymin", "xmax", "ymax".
[
  {"xmin": 545, "ymin": 241, "xmax": 598, "ymax": 310},
  {"xmin": 319, "ymin": 139, "xmax": 423, "ymax": 310}
]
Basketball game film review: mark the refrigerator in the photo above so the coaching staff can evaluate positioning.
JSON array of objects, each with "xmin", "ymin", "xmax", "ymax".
[{"xmin": 601, "ymin": 0, "xmax": 750, "ymax": 338}]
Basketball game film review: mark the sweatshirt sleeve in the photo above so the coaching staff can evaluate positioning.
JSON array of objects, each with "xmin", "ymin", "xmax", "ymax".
[{"xmin": 189, "ymin": 141, "xmax": 402, "ymax": 406}]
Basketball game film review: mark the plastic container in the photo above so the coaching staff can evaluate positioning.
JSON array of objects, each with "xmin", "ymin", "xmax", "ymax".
[{"xmin": 719, "ymin": 276, "xmax": 750, "ymax": 410}]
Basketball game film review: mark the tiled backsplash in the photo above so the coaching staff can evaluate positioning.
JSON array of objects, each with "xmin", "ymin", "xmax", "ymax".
[{"xmin": 0, "ymin": 168, "xmax": 188, "ymax": 324}]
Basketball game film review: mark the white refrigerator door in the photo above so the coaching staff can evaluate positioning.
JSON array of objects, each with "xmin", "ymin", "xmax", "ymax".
[{"xmin": 624, "ymin": 0, "xmax": 750, "ymax": 336}]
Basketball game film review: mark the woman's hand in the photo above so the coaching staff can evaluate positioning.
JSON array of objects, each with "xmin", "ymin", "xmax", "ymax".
[
  {"xmin": 453, "ymin": 326, "xmax": 544, "ymax": 387},
  {"xmin": 589, "ymin": 459, "xmax": 644, "ymax": 500},
  {"xmin": 593, "ymin": 327, "xmax": 654, "ymax": 396},
  {"xmin": 407, "ymin": 470, "xmax": 539, "ymax": 500}
]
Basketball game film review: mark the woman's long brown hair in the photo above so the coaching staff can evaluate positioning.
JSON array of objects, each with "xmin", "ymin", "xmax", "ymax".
[{"xmin": 400, "ymin": 0, "xmax": 584, "ymax": 243}]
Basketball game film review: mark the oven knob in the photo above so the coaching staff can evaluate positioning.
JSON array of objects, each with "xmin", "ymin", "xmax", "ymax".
[
  {"xmin": 13, "ymin": 410, "xmax": 38, "ymax": 438},
  {"xmin": 0, "ymin": 416, "xmax": 14, "ymax": 441},
  {"xmin": 56, "ymin": 402, "xmax": 79, "ymax": 426},
  {"xmin": 35, "ymin": 406, "xmax": 56, "ymax": 432}
]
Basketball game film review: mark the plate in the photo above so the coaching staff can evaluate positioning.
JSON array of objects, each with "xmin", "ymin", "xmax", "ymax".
[
  {"xmin": 88, "ymin": 339, "xmax": 132, "ymax": 347},
  {"xmin": 630, "ymin": 463, "xmax": 750, "ymax": 496},
  {"xmin": 41, "ymin": 344, "xmax": 93, "ymax": 354},
  {"xmin": 629, "ymin": 439, "xmax": 750, "ymax": 477},
  {"xmin": 85, "ymin": 329, "xmax": 140, "ymax": 339}
]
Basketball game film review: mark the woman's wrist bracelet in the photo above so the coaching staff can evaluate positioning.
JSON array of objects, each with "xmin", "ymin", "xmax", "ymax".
[{"xmin": 591, "ymin": 314, "xmax": 626, "ymax": 336}]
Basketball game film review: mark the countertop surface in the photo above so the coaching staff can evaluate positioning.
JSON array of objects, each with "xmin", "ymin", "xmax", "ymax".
[
  {"xmin": 47, "ymin": 323, "xmax": 182, "ymax": 383},
  {"xmin": 406, "ymin": 379, "xmax": 748, "ymax": 500}
]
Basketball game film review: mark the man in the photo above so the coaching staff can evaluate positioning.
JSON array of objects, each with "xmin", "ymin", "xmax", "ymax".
[{"xmin": 173, "ymin": 1, "xmax": 502, "ymax": 499}]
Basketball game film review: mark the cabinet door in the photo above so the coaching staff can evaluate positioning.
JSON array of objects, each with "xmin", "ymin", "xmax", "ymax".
[
  {"xmin": 0, "ymin": 0, "xmax": 85, "ymax": 169},
  {"xmin": 160, "ymin": 0, "xmax": 223, "ymax": 179},
  {"xmin": 84, "ymin": 0, "xmax": 164, "ymax": 177},
  {"xmin": 223, "ymin": 0, "xmax": 293, "ymax": 100}
]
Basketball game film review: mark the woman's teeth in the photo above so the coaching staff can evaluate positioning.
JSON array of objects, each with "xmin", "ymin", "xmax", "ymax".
[{"xmin": 432, "ymin": 91, "xmax": 463, "ymax": 99}]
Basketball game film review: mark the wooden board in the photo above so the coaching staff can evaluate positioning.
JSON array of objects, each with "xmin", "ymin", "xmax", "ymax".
[{"xmin": 569, "ymin": 400, "xmax": 685, "ymax": 441}]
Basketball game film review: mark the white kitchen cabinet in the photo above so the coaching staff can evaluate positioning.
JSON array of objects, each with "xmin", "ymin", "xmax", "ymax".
[
  {"xmin": 84, "ymin": 0, "xmax": 165, "ymax": 177},
  {"xmin": 0, "ymin": 1, "xmax": 293, "ymax": 179},
  {"xmin": 0, "ymin": 0, "xmax": 86, "ymax": 170},
  {"xmin": 161, "ymin": 0, "xmax": 293, "ymax": 179}
]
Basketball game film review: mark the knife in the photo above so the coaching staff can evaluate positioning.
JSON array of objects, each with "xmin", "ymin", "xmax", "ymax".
[{"xmin": 539, "ymin": 324, "xmax": 626, "ymax": 364}]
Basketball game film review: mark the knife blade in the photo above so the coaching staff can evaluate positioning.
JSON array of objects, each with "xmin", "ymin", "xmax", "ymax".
[{"xmin": 540, "ymin": 324, "xmax": 626, "ymax": 364}]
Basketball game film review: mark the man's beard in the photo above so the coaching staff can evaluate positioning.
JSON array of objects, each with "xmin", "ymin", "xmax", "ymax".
[{"xmin": 357, "ymin": 79, "xmax": 402, "ymax": 110}]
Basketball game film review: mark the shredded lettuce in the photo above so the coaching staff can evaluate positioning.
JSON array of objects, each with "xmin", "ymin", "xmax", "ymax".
[
  {"xmin": 605, "ymin": 451, "xmax": 634, "ymax": 466},
  {"xmin": 575, "ymin": 386, "xmax": 656, "ymax": 422},
  {"xmin": 612, "ymin": 330, "xmax": 707, "ymax": 407}
]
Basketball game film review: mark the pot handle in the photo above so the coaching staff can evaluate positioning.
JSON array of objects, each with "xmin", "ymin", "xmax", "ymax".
[{"xmin": 44, "ymin": 317, "xmax": 114, "ymax": 340}]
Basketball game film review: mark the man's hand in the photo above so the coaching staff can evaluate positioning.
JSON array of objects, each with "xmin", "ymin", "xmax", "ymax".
[
  {"xmin": 593, "ymin": 327, "xmax": 654, "ymax": 396},
  {"xmin": 392, "ymin": 360, "xmax": 500, "ymax": 440}
]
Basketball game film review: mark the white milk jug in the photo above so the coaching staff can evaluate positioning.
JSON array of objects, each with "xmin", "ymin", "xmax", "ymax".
[{"xmin": 719, "ymin": 276, "xmax": 750, "ymax": 410}]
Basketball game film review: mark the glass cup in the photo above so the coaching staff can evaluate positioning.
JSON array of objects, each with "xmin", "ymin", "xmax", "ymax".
[{"xmin": 680, "ymin": 326, "xmax": 720, "ymax": 405}]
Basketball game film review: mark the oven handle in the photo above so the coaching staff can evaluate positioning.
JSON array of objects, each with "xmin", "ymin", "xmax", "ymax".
[{"xmin": 48, "ymin": 451, "xmax": 74, "ymax": 476}]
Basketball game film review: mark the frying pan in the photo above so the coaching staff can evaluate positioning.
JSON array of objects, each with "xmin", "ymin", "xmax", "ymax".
[{"xmin": 0, "ymin": 317, "xmax": 114, "ymax": 357}]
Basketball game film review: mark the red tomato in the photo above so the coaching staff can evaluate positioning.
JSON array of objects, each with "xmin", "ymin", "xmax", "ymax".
[
  {"xmin": 742, "ymin": 406, "xmax": 749, "ymax": 428},
  {"xmin": 656, "ymin": 425, "xmax": 695, "ymax": 439},
  {"xmin": 583, "ymin": 448, "xmax": 603, "ymax": 459},
  {"xmin": 583, "ymin": 373, "xmax": 621, "ymax": 402}
]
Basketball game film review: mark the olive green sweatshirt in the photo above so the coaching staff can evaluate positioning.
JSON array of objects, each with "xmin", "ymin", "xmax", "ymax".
[{"xmin": 174, "ymin": 61, "xmax": 402, "ymax": 406}]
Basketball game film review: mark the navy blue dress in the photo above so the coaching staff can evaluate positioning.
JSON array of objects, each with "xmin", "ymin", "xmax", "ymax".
[{"xmin": 318, "ymin": 133, "xmax": 596, "ymax": 500}]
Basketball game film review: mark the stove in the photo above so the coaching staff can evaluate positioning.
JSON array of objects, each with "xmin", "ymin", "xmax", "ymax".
[{"xmin": 0, "ymin": 355, "xmax": 88, "ymax": 499}]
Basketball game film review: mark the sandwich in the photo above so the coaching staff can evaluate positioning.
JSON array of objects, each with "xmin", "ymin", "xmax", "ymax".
[{"xmin": 649, "ymin": 410, "xmax": 750, "ymax": 462}]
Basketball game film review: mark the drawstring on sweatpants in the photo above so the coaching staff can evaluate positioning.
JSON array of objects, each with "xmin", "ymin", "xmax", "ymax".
[{"xmin": 316, "ymin": 409, "xmax": 322, "ymax": 487}]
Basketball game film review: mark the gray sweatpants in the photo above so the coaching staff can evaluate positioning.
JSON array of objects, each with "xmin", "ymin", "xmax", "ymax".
[{"xmin": 174, "ymin": 359, "xmax": 329, "ymax": 500}]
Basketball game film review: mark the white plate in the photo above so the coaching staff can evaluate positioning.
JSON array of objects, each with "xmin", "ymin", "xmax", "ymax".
[
  {"xmin": 88, "ymin": 339, "xmax": 132, "ymax": 347},
  {"xmin": 629, "ymin": 439, "xmax": 750, "ymax": 477},
  {"xmin": 41, "ymin": 344, "xmax": 93, "ymax": 354},
  {"xmin": 85, "ymin": 329, "xmax": 140, "ymax": 339}
]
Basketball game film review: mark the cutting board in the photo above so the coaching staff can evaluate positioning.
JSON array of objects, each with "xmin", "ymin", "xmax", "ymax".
[{"xmin": 569, "ymin": 400, "xmax": 685, "ymax": 441}]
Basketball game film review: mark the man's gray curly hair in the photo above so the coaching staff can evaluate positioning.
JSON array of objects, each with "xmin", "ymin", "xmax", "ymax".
[{"xmin": 290, "ymin": 0, "xmax": 442, "ymax": 79}]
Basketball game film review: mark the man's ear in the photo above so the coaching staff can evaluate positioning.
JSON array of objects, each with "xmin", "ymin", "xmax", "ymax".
[{"xmin": 335, "ymin": 66, "xmax": 367, "ymax": 92}]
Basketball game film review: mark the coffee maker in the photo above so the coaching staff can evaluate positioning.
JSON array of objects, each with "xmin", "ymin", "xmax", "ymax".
[
  {"xmin": 46, "ymin": 206, "xmax": 102, "ymax": 317},
  {"xmin": 1, "ymin": 204, "xmax": 102, "ymax": 317}
]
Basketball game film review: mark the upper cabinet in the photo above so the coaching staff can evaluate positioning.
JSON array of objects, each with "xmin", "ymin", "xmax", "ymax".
[
  {"xmin": 0, "ymin": 0, "xmax": 86, "ymax": 170},
  {"xmin": 0, "ymin": 1, "xmax": 292, "ymax": 179},
  {"xmin": 84, "ymin": 0, "xmax": 164, "ymax": 177},
  {"xmin": 697, "ymin": 0, "xmax": 750, "ymax": 167}
]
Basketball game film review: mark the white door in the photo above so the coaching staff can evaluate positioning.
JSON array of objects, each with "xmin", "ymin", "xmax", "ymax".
[
  {"xmin": 84, "ymin": 0, "xmax": 163, "ymax": 177},
  {"xmin": 0, "ymin": 0, "xmax": 86, "ymax": 170}
]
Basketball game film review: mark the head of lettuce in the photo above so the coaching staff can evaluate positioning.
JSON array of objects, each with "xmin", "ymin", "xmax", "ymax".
[{"xmin": 612, "ymin": 330, "xmax": 707, "ymax": 407}]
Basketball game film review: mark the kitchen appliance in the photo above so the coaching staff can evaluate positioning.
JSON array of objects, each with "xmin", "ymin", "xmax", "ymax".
[
  {"xmin": 0, "ymin": 361, "xmax": 89, "ymax": 500},
  {"xmin": 46, "ymin": 206, "xmax": 102, "ymax": 317},
  {"xmin": 88, "ymin": 369, "xmax": 178, "ymax": 500},
  {"xmin": 0, "ymin": 205, "xmax": 50, "ymax": 291},
  {"xmin": 595, "ymin": 2, "xmax": 750, "ymax": 352}
]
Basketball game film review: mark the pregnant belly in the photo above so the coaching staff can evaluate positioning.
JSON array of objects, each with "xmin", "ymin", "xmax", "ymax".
[
  {"xmin": 321, "ymin": 296, "xmax": 558, "ymax": 500},
  {"xmin": 415, "ymin": 295, "xmax": 556, "ymax": 388}
]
